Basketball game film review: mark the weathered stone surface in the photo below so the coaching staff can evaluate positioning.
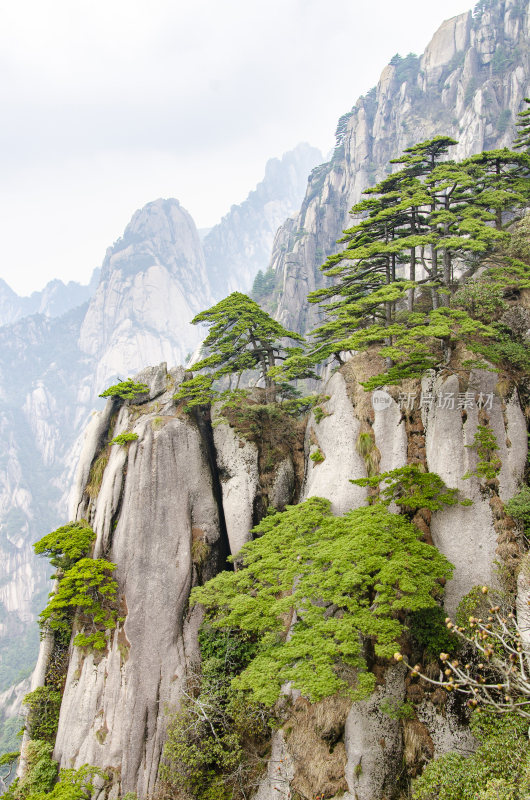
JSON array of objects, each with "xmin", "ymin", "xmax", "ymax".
[
  {"xmin": 54, "ymin": 396, "xmax": 223, "ymax": 798},
  {"xmin": 342, "ymin": 665, "xmax": 406, "ymax": 800},
  {"xmin": 253, "ymin": 732, "xmax": 294, "ymax": 800},
  {"xmin": 213, "ymin": 419, "xmax": 259, "ymax": 554},
  {"xmin": 372, "ymin": 392, "xmax": 407, "ymax": 473},
  {"xmin": 302, "ymin": 372, "xmax": 368, "ymax": 515},
  {"xmin": 424, "ymin": 371, "xmax": 527, "ymax": 614},
  {"xmin": 269, "ymin": 457, "xmax": 295, "ymax": 510},
  {"xmin": 517, "ymin": 553, "xmax": 530, "ymax": 653},
  {"xmin": 417, "ymin": 697, "xmax": 477, "ymax": 759}
]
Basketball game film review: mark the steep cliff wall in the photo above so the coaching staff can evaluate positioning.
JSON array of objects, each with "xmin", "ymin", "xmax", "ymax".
[
  {"xmin": 266, "ymin": 0, "xmax": 530, "ymax": 334},
  {"xmin": 29, "ymin": 354, "xmax": 526, "ymax": 800},
  {"xmin": 0, "ymin": 143, "xmax": 326, "ymax": 711}
]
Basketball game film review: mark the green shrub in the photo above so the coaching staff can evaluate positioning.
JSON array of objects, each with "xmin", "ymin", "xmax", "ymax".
[
  {"xmin": 309, "ymin": 448, "xmax": 325, "ymax": 464},
  {"xmin": 506, "ymin": 486, "xmax": 530, "ymax": 529},
  {"xmin": 313, "ymin": 406, "xmax": 329, "ymax": 424},
  {"xmin": 109, "ymin": 432, "xmax": 138, "ymax": 446},
  {"xmin": 38, "ymin": 558, "xmax": 118, "ymax": 649},
  {"xmin": 453, "ymin": 281, "xmax": 507, "ymax": 323},
  {"xmin": 33, "ymin": 522, "xmax": 95, "ymax": 572},
  {"xmin": 98, "ymin": 379, "xmax": 148, "ymax": 401},
  {"xmin": 6, "ymin": 756, "xmax": 108, "ymax": 800},
  {"xmin": 474, "ymin": 328, "xmax": 530, "ymax": 374},
  {"xmin": 408, "ymin": 606, "xmax": 458, "ymax": 659},
  {"xmin": 85, "ymin": 448, "xmax": 110, "ymax": 500},
  {"xmin": 412, "ymin": 712, "xmax": 530, "ymax": 799},
  {"xmin": 192, "ymin": 498, "xmax": 453, "ymax": 705},
  {"xmin": 23, "ymin": 688, "xmax": 62, "ymax": 744},
  {"xmin": 12, "ymin": 740, "xmax": 58, "ymax": 798},
  {"xmin": 160, "ymin": 626, "xmax": 269, "ymax": 800},
  {"xmin": 355, "ymin": 432, "xmax": 380, "ymax": 477},
  {"xmin": 352, "ymin": 465, "xmax": 463, "ymax": 515},
  {"xmin": 379, "ymin": 698, "xmax": 415, "ymax": 720},
  {"xmin": 455, "ymin": 586, "xmax": 490, "ymax": 631},
  {"xmin": 464, "ymin": 425, "xmax": 501, "ymax": 482}
]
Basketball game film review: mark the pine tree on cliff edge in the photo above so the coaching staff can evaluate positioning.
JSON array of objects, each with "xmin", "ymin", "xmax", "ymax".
[{"xmin": 174, "ymin": 292, "xmax": 305, "ymax": 408}]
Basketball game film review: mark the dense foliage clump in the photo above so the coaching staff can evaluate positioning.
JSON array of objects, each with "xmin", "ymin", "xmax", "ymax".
[
  {"xmin": 160, "ymin": 626, "xmax": 269, "ymax": 800},
  {"xmin": 2, "ymin": 740, "xmax": 107, "ymax": 800},
  {"xmin": 412, "ymin": 712, "xmax": 530, "ymax": 799},
  {"xmin": 109, "ymin": 432, "xmax": 138, "ymax": 446},
  {"xmin": 34, "ymin": 523, "xmax": 119, "ymax": 650},
  {"xmin": 192, "ymin": 498, "xmax": 453, "ymax": 705},
  {"xmin": 22, "ymin": 688, "xmax": 62, "ymax": 744},
  {"xmin": 39, "ymin": 558, "xmax": 118, "ymax": 650},
  {"xmin": 33, "ymin": 522, "xmax": 95, "ymax": 572},
  {"xmin": 351, "ymin": 464, "xmax": 465, "ymax": 514},
  {"xmin": 99, "ymin": 379, "xmax": 148, "ymax": 401}
]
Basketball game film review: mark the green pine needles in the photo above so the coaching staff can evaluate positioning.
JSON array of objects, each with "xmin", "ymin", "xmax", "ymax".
[
  {"xmin": 173, "ymin": 292, "xmax": 307, "ymax": 409},
  {"xmin": 38, "ymin": 559, "xmax": 118, "ymax": 651},
  {"xmin": 109, "ymin": 432, "xmax": 138, "ymax": 446},
  {"xmin": 191, "ymin": 498, "xmax": 453, "ymax": 705},
  {"xmin": 464, "ymin": 424, "xmax": 501, "ymax": 483},
  {"xmin": 99, "ymin": 379, "xmax": 148, "ymax": 401},
  {"xmin": 34, "ymin": 523, "xmax": 119, "ymax": 651},
  {"xmin": 351, "ymin": 464, "xmax": 467, "ymax": 514},
  {"xmin": 33, "ymin": 522, "xmax": 95, "ymax": 572}
]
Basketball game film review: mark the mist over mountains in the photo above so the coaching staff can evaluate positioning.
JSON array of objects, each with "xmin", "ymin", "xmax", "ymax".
[{"xmin": 0, "ymin": 0, "xmax": 529, "ymax": 778}]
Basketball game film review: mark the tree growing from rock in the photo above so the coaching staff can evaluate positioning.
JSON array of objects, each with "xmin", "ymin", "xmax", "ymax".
[{"xmin": 174, "ymin": 292, "xmax": 304, "ymax": 408}]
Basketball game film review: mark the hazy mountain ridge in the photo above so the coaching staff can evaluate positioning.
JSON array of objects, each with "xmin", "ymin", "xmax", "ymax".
[
  {"xmin": 265, "ymin": 0, "xmax": 530, "ymax": 335},
  {"xmin": 203, "ymin": 143, "xmax": 323, "ymax": 298},
  {"xmin": 0, "ymin": 146, "xmax": 322, "ymax": 721},
  {"xmin": 0, "ymin": 271, "xmax": 100, "ymax": 329}
]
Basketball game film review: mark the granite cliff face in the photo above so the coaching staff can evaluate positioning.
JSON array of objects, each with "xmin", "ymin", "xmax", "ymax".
[
  {"xmin": 203, "ymin": 144, "xmax": 322, "ymax": 299},
  {"xmin": 26, "ymin": 355, "xmax": 527, "ymax": 799},
  {"xmin": 267, "ymin": 0, "xmax": 530, "ymax": 334},
  {"xmin": 78, "ymin": 198, "xmax": 212, "ymax": 393},
  {"xmin": 0, "ymin": 148, "xmax": 320, "ymax": 719}
]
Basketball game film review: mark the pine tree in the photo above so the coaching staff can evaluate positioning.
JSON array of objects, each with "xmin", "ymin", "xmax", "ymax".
[
  {"xmin": 463, "ymin": 148, "xmax": 530, "ymax": 229},
  {"xmin": 514, "ymin": 97, "xmax": 530, "ymax": 151},
  {"xmin": 174, "ymin": 292, "xmax": 303, "ymax": 407}
]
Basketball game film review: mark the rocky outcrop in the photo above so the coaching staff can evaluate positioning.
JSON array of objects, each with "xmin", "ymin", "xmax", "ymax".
[
  {"xmin": 267, "ymin": 0, "xmax": 530, "ymax": 335},
  {"xmin": 53, "ymin": 366, "xmax": 226, "ymax": 797},
  {"xmin": 299, "ymin": 357, "xmax": 528, "ymax": 616},
  {"xmin": 302, "ymin": 372, "xmax": 368, "ymax": 515},
  {"xmin": 423, "ymin": 370, "xmax": 527, "ymax": 614},
  {"xmin": 343, "ymin": 665, "xmax": 406, "ymax": 800},
  {"xmin": 203, "ymin": 144, "xmax": 322, "ymax": 299},
  {"xmin": 212, "ymin": 420, "xmax": 260, "ymax": 554},
  {"xmin": 79, "ymin": 199, "xmax": 211, "ymax": 394}
]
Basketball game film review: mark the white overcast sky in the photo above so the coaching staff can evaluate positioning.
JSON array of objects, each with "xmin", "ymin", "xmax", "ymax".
[{"xmin": 0, "ymin": 0, "xmax": 472, "ymax": 295}]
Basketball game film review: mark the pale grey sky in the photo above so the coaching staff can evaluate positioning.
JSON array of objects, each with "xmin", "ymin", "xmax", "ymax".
[{"xmin": 0, "ymin": 0, "xmax": 472, "ymax": 295}]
